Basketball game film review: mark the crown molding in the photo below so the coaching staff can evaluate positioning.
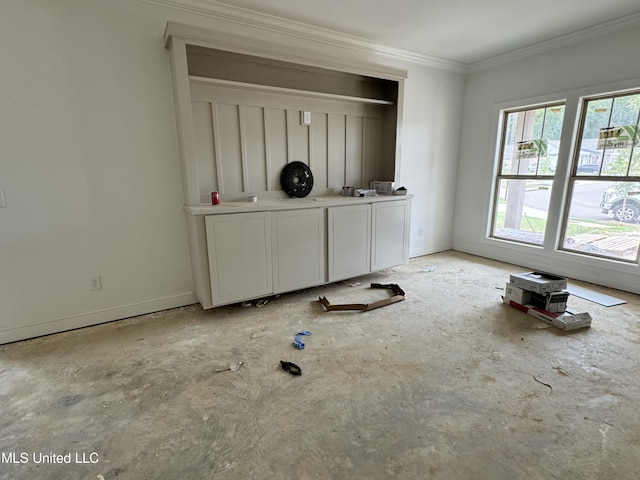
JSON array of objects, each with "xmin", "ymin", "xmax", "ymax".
[
  {"xmin": 468, "ymin": 11, "xmax": 640, "ymax": 73},
  {"xmin": 139, "ymin": 0, "xmax": 469, "ymax": 73},
  {"xmin": 164, "ymin": 21, "xmax": 409, "ymax": 80},
  {"xmin": 141, "ymin": 0, "xmax": 640, "ymax": 75}
]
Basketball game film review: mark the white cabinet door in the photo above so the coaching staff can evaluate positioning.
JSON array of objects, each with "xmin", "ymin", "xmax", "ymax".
[
  {"xmin": 327, "ymin": 204, "xmax": 371, "ymax": 282},
  {"xmin": 205, "ymin": 212, "xmax": 273, "ymax": 306},
  {"xmin": 272, "ymin": 208, "xmax": 325, "ymax": 293},
  {"xmin": 371, "ymin": 200, "xmax": 410, "ymax": 271}
]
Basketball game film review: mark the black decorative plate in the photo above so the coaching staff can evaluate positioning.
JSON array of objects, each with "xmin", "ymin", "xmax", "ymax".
[{"xmin": 280, "ymin": 161, "xmax": 314, "ymax": 198}]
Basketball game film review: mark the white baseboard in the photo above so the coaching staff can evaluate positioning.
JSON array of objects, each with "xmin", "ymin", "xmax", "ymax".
[
  {"xmin": 452, "ymin": 241, "xmax": 640, "ymax": 296},
  {"xmin": 409, "ymin": 242, "xmax": 452, "ymax": 258},
  {"xmin": 0, "ymin": 293, "xmax": 198, "ymax": 345}
]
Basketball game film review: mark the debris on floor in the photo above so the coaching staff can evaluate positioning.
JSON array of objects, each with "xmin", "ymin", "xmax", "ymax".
[
  {"xmin": 503, "ymin": 272, "xmax": 592, "ymax": 331},
  {"xmin": 215, "ymin": 361, "xmax": 243, "ymax": 373},
  {"xmin": 533, "ymin": 375, "xmax": 553, "ymax": 394},
  {"xmin": 280, "ymin": 360, "xmax": 302, "ymax": 376},
  {"xmin": 254, "ymin": 298, "xmax": 269, "ymax": 307},
  {"xmin": 566, "ymin": 283, "xmax": 626, "ymax": 306},
  {"xmin": 293, "ymin": 330, "xmax": 312, "ymax": 349},
  {"xmin": 240, "ymin": 294, "xmax": 281, "ymax": 308},
  {"xmin": 319, "ymin": 283, "xmax": 405, "ymax": 312}
]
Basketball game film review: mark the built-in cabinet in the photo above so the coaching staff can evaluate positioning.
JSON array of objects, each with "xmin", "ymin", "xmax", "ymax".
[
  {"xmin": 205, "ymin": 212, "xmax": 273, "ymax": 306},
  {"xmin": 327, "ymin": 199, "xmax": 410, "ymax": 282},
  {"xmin": 272, "ymin": 208, "xmax": 325, "ymax": 294},
  {"xmin": 164, "ymin": 22, "xmax": 407, "ymax": 206},
  {"xmin": 205, "ymin": 207, "xmax": 327, "ymax": 306},
  {"xmin": 200, "ymin": 197, "xmax": 410, "ymax": 308},
  {"xmin": 327, "ymin": 204, "xmax": 372, "ymax": 281},
  {"xmin": 371, "ymin": 201, "xmax": 410, "ymax": 270},
  {"xmin": 165, "ymin": 22, "xmax": 411, "ymax": 310}
]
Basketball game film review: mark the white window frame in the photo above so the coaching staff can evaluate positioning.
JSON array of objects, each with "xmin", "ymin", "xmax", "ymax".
[
  {"xmin": 489, "ymin": 102, "xmax": 565, "ymax": 246},
  {"xmin": 558, "ymin": 88, "xmax": 640, "ymax": 263},
  {"xmin": 487, "ymin": 85, "xmax": 640, "ymax": 268}
]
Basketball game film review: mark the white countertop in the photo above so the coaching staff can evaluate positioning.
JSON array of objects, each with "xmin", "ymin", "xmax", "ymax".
[{"xmin": 184, "ymin": 193, "xmax": 411, "ymax": 216}]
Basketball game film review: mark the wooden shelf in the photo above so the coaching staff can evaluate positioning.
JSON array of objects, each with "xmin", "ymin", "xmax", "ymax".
[{"xmin": 188, "ymin": 76, "xmax": 395, "ymax": 106}]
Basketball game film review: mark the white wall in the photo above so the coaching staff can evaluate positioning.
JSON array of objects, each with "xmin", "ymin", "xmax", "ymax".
[
  {"xmin": 453, "ymin": 24, "xmax": 640, "ymax": 294},
  {"xmin": 0, "ymin": 0, "xmax": 196, "ymax": 344},
  {"xmin": 0, "ymin": 0, "xmax": 464, "ymax": 343},
  {"xmin": 401, "ymin": 66, "xmax": 464, "ymax": 257}
]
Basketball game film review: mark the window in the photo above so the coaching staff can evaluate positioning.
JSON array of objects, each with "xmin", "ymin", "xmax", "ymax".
[
  {"xmin": 561, "ymin": 91, "xmax": 640, "ymax": 262},
  {"xmin": 489, "ymin": 88, "xmax": 640, "ymax": 264},
  {"xmin": 490, "ymin": 103, "xmax": 565, "ymax": 245}
]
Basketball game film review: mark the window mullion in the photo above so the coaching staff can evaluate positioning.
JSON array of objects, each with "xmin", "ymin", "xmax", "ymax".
[{"xmin": 626, "ymin": 107, "xmax": 640, "ymax": 176}]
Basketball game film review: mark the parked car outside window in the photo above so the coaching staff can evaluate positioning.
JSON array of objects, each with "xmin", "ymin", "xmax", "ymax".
[
  {"xmin": 600, "ymin": 186, "xmax": 640, "ymax": 222},
  {"xmin": 576, "ymin": 164, "xmax": 600, "ymax": 175}
]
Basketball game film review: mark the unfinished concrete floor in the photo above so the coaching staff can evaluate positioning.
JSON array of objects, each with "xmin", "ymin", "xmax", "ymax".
[{"xmin": 1, "ymin": 251, "xmax": 640, "ymax": 480}]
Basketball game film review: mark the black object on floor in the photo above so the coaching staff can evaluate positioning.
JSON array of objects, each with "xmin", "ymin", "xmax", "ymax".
[{"xmin": 280, "ymin": 360, "xmax": 302, "ymax": 376}]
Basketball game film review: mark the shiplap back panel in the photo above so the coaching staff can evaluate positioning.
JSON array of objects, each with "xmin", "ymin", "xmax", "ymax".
[
  {"xmin": 243, "ymin": 106, "xmax": 268, "ymax": 192},
  {"xmin": 216, "ymin": 103, "xmax": 243, "ymax": 193},
  {"xmin": 345, "ymin": 115, "xmax": 364, "ymax": 187},
  {"xmin": 192, "ymin": 101, "xmax": 217, "ymax": 199},
  {"xmin": 327, "ymin": 113, "xmax": 346, "ymax": 190},
  {"xmin": 265, "ymin": 107, "xmax": 288, "ymax": 193},
  {"xmin": 190, "ymin": 82, "xmax": 387, "ymax": 203},
  {"xmin": 310, "ymin": 112, "xmax": 328, "ymax": 192},
  {"xmin": 363, "ymin": 116, "xmax": 383, "ymax": 185}
]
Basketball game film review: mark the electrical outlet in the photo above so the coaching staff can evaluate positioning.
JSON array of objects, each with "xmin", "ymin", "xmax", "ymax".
[
  {"xmin": 418, "ymin": 228, "xmax": 424, "ymax": 237},
  {"xmin": 90, "ymin": 276, "xmax": 102, "ymax": 291}
]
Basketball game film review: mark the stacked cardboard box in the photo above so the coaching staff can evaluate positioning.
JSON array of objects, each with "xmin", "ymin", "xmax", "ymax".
[{"xmin": 503, "ymin": 272, "xmax": 591, "ymax": 331}]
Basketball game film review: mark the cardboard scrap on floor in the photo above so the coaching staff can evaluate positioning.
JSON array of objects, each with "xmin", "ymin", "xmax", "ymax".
[{"xmin": 503, "ymin": 272, "xmax": 592, "ymax": 331}]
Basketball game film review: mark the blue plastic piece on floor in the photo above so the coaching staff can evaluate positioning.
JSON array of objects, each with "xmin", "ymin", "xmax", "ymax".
[{"xmin": 293, "ymin": 330, "xmax": 312, "ymax": 349}]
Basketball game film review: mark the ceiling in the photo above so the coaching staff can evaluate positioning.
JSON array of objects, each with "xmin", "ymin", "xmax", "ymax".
[{"xmin": 200, "ymin": 0, "xmax": 640, "ymax": 68}]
